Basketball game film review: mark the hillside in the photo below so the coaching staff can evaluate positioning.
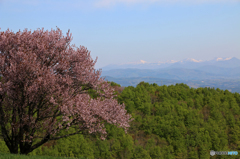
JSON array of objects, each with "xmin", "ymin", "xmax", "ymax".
[
  {"xmin": 0, "ymin": 82, "xmax": 240, "ymax": 158},
  {"xmin": 102, "ymin": 76, "xmax": 240, "ymax": 94}
]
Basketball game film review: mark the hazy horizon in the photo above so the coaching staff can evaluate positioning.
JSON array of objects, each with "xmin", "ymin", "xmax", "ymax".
[
  {"xmin": 102, "ymin": 56, "xmax": 240, "ymax": 66},
  {"xmin": 1, "ymin": 0, "xmax": 239, "ymax": 69}
]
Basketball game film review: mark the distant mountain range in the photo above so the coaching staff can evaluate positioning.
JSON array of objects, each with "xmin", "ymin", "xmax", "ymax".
[
  {"xmin": 100, "ymin": 57, "xmax": 240, "ymax": 80},
  {"xmin": 100, "ymin": 57, "xmax": 240, "ymax": 71},
  {"xmin": 99, "ymin": 57, "xmax": 240, "ymax": 93}
]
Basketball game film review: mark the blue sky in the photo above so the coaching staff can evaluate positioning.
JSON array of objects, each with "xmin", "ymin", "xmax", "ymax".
[{"xmin": 0, "ymin": 0, "xmax": 239, "ymax": 69}]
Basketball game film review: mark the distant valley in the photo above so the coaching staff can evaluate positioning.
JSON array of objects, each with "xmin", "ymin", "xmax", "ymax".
[
  {"xmin": 99, "ymin": 57, "xmax": 240, "ymax": 93},
  {"xmin": 101, "ymin": 67, "xmax": 240, "ymax": 80}
]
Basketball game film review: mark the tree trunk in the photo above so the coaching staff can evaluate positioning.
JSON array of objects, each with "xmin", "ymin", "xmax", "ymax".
[
  {"xmin": 9, "ymin": 144, "xmax": 18, "ymax": 154},
  {"xmin": 20, "ymin": 142, "xmax": 33, "ymax": 155}
]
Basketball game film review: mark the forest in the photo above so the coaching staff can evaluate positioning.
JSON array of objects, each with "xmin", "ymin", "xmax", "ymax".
[{"xmin": 0, "ymin": 81, "xmax": 240, "ymax": 159}]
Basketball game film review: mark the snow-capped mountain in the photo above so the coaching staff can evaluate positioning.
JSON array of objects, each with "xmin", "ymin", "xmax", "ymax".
[
  {"xmin": 180, "ymin": 58, "xmax": 203, "ymax": 63},
  {"xmin": 212, "ymin": 57, "xmax": 234, "ymax": 61},
  {"xmin": 119, "ymin": 59, "xmax": 178, "ymax": 65},
  {"xmin": 100, "ymin": 57, "xmax": 240, "ymax": 71}
]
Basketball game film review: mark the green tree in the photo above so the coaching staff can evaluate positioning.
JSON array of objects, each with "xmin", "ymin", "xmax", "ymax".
[
  {"xmin": 133, "ymin": 145, "xmax": 151, "ymax": 159},
  {"xmin": 149, "ymin": 146, "xmax": 162, "ymax": 159}
]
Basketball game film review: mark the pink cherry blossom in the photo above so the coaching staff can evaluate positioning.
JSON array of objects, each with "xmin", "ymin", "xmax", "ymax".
[{"xmin": 0, "ymin": 27, "xmax": 133, "ymax": 155}]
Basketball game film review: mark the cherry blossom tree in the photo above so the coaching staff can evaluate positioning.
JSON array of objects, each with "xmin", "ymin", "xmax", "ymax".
[{"xmin": 0, "ymin": 27, "xmax": 133, "ymax": 155}]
